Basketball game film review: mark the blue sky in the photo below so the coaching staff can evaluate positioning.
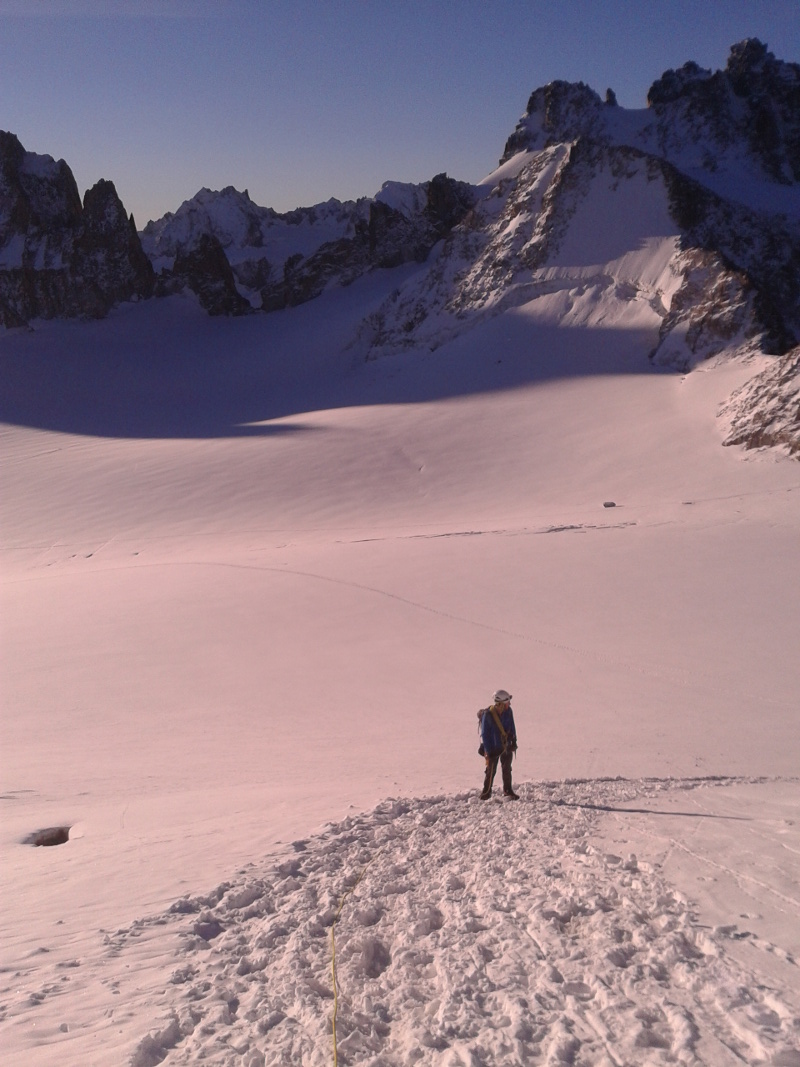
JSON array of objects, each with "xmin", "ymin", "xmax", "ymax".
[{"xmin": 2, "ymin": 1, "xmax": 798, "ymax": 226}]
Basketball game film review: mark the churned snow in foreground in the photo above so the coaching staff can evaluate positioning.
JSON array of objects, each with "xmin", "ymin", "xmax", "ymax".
[
  {"xmin": 16, "ymin": 780, "xmax": 800, "ymax": 1067},
  {"xmin": 2, "ymin": 269, "xmax": 799, "ymax": 1065}
]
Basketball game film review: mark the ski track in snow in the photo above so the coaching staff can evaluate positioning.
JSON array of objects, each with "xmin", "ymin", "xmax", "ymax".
[{"xmin": 76, "ymin": 778, "xmax": 799, "ymax": 1067}]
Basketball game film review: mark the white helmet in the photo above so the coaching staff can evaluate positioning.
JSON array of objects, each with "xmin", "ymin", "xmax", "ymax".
[{"xmin": 493, "ymin": 689, "xmax": 512, "ymax": 704}]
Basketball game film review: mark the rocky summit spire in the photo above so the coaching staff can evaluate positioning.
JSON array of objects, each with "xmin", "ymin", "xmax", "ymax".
[{"xmin": 0, "ymin": 132, "xmax": 154, "ymax": 327}]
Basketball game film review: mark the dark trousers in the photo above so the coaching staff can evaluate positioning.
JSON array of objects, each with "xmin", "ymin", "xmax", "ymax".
[{"xmin": 482, "ymin": 750, "xmax": 513, "ymax": 796}]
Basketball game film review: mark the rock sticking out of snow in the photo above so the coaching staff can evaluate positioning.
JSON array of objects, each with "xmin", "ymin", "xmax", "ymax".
[
  {"xmin": 720, "ymin": 346, "xmax": 800, "ymax": 456},
  {"xmin": 23, "ymin": 827, "xmax": 70, "ymax": 847}
]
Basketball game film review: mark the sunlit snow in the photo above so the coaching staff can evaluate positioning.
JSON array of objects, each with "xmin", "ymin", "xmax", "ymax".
[{"xmin": 2, "ymin": 210, "xmax": 799, "ymax": 1064}]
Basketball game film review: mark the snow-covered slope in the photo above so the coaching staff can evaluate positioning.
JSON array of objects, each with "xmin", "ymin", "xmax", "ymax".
[{"xmin": 27, "ymin": 781, "xmax": 800, "ymax": 1067}]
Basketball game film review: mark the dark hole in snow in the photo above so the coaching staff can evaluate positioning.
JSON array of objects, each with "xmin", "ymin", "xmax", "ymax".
[
  {"xmin": 603, "ymin": 501, "xmax": 617, "ymax": 508},
  {"xmin": 193, "ymin": 919, "xmax": 224, "ymax": 941},
  {"xmin": 25, "ymin": 826, "xmax": 70, "ymax": 847}
]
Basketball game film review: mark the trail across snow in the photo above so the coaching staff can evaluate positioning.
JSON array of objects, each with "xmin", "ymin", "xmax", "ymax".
[{"xmin": 67, "ymin": 779, "xmax": 793, "ymax": 1067}]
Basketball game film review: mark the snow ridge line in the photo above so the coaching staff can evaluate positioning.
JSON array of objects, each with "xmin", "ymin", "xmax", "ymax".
[{"xmin": 117, "ymin": 777, "xmax": 799, "ymax": 1067}]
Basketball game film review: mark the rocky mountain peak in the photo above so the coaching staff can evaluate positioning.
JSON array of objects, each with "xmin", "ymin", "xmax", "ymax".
[
  {"xmin": 500, "ymin": 41, "xmax": 800, "ymax": 194},
  {"xmin": 82, "ymin": 178, "xmax": 132, "ymax": 233},
  {"xmin": 501, "ymin": 81, "xmax": 605, "ymax": 161},
  {"xmin": 646, "ymin": 39, "xmax": 800, "ymax": 184},
  {"xmin": 726, "ymin": 37, "xmax": 784, "ymax": 88},
  {"xmin": 0, "ymin": 132, "xmax": 153, "ymax": 328},
  {"xmin": 0, "ymin": 130, "xmax": 82, "ymax": 238}
]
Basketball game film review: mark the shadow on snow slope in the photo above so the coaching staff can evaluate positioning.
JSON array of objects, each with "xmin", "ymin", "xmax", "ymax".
[{"xmin": 0, "ymin": 275, "xmax": 671, "ymax": 441}]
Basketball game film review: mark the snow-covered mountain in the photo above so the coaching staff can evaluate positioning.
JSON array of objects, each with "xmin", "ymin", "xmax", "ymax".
[
  {"xmin": 357, "ymin": 40, "xmax": 800, "ymax": 372},
  {"xmin": 345, "ymin": 39, "xmax": 798, "ymax": 456},
  {"xmin": 140, "ymin": 175, "xmax": 477, "ymax": 314}
]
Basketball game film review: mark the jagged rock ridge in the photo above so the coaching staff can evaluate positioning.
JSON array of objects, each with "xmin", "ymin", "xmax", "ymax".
[
  {"xmin": 501, "ymin": 38, "xmax": 800, "ymax": 198},
  {"xmin": 0, "ymin": 132, "xmax": 154, "ymax": 328},
  {"xmin": 140, "ymin": 174, "xmax": 477, "ymax": 314}
]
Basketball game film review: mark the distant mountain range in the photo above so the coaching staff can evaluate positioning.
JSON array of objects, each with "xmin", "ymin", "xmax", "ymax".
[{"xmin": 1, "ymin": 39, "xmax": 798, "ymax": 455}]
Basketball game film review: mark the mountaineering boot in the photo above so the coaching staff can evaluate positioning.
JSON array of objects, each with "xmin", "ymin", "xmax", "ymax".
[
  {"xmin": 501, "ymin": 755, "xmax": 519, "ymax": 799},
  {"xmin": 481, "ymin": 757, "xmax": 497, "ymax": 799}
]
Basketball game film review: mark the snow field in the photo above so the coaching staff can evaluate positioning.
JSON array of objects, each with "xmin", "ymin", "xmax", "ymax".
[{"xmin": 2, "ymin": 267, "xmax": 799, "ymax": 1064}]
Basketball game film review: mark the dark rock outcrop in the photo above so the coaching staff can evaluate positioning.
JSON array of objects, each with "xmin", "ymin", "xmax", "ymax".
[
  {"xmin": 0, "ymin": 131, "xmax": 154, "ymax": 328},
  {"xmin": 660, "ymin": 162, "xmax": 800, "ymax": 358},
  {"xmin": 259, "ymin": 173, "xmax": 477, "ymax": 311},
  {"xmin": 501, "ymin": 81, "xmax": 606, "ymax": 161},
  {"xmin": 647, "ymin": 39, "xmax": 800, "ymax": 184},
  {"xmin": 169, "ymin": 233, "xmax": 251, "ymax": 316},
  {"xmin": 721, "ymin": 345, "xmax": 800, "ymax": 455}
]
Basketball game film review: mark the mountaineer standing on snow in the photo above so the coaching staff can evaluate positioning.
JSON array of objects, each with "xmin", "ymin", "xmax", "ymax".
[{"xmin": 479, "ymin": 689, "xmax": 519, "ymax": 800}]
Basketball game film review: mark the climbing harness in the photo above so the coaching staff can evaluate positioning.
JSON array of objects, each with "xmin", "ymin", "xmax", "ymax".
[{"xmin": 489, "ymin": 706, "xmax": 509, "ymax": 746}]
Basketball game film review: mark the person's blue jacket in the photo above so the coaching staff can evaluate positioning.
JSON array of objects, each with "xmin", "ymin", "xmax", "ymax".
[{"xmin": 481, "ymin": 705, "xmax": 517, "ymax": 757}]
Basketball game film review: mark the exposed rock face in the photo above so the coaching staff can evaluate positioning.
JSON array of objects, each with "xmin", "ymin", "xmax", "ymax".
[
  {"xmin": 0, "ymin": 132, "xmax": 154, "ymax": 327},
  {"xmin": 501, "ymin": 81, "xmax": 606, "ymax": 159},
  {"xmin": 659, "ymin": 164, "xmax": 800, "ymax": 359},
  {"xmin": 648, "ymin": 39, "xmax": 800, "ymax": 184},
  {"xmin": 141, "ymin": 175, "xmax": 477, "ymax": 313},
  {"xmin": 168, "ymin": 233, "xmax": 251, "ymax": 316},
  {"xmin": 721, "ymin": 347, "xmax": 800, "ymax": 455},
  {"xmin": 501, "ymin": 39, "xmax": 800, "ymax": 190}
]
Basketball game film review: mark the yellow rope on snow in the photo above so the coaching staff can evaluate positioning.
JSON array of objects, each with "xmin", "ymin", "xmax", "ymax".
[{"xmin": 330, "ymin": 858, "xmax": 376, "ymax": 1067}]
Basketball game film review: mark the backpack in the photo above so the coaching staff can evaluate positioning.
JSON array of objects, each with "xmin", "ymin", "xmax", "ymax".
[
  {"xmin": 477, "ymin": 708, "xmax": 487, "ymax": 756},
  {"xmin": 476, "ymin": 705, "xmax": 508, "ymax": 757}
]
